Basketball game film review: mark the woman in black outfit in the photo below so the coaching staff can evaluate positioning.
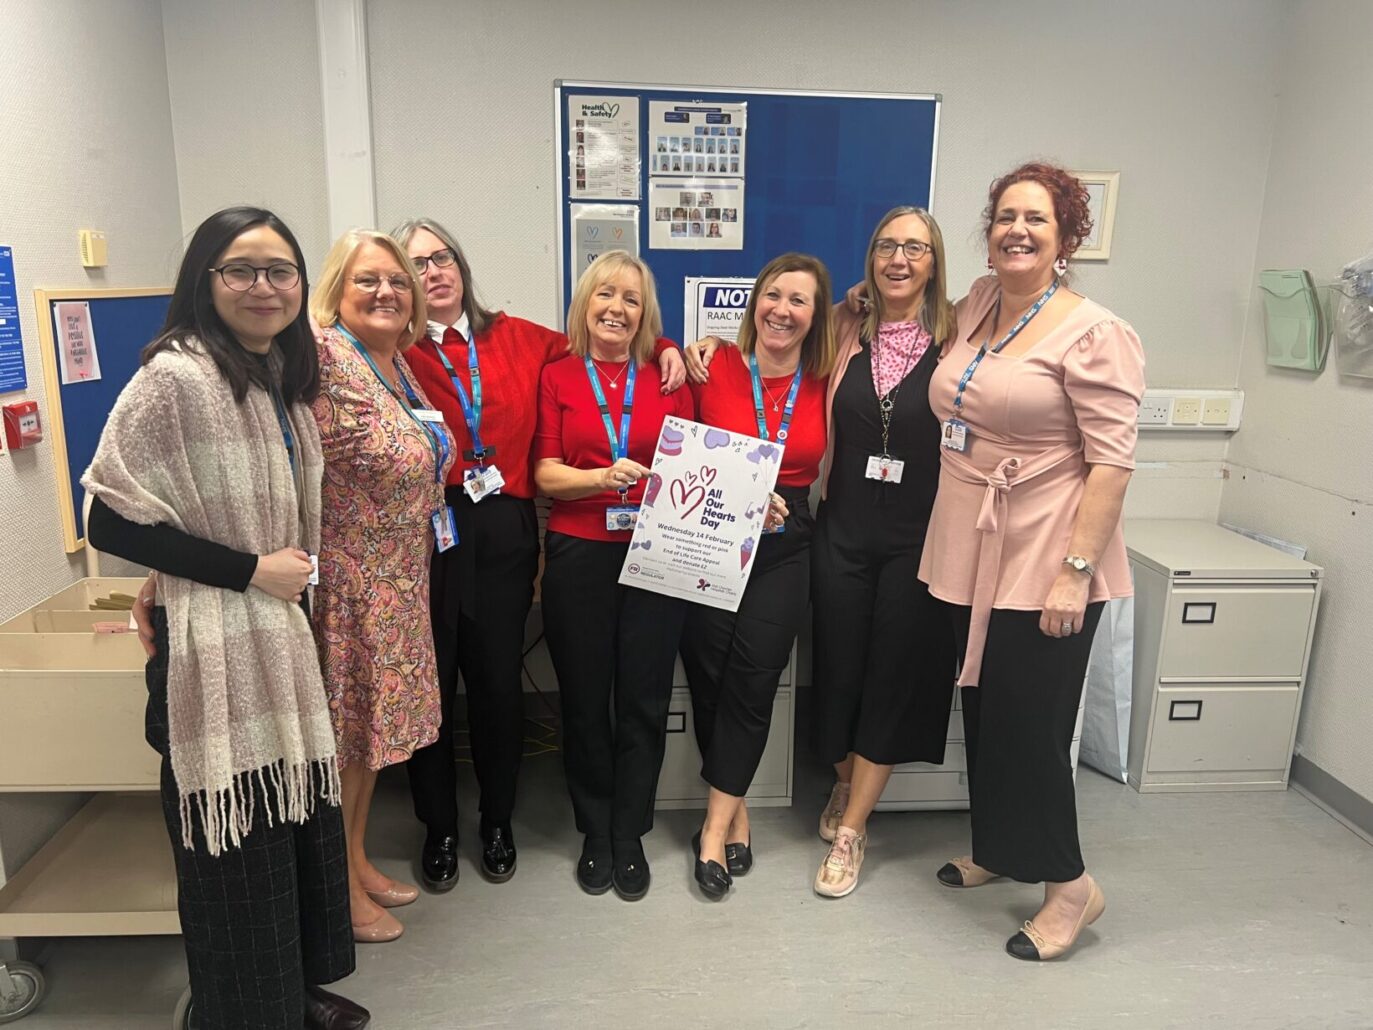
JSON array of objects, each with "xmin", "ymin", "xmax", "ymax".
[{"xmin": 87, "ymin": 207, "xmax": 367, "ymax": 1030}]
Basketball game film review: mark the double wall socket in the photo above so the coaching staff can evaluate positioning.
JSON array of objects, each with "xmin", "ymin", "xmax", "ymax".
[{"xmin": 1136, "ymin": 389, "xmax": 1243, "ymax": 431}]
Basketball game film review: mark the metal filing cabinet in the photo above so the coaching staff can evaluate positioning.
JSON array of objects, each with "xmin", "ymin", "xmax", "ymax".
[{"xmin": 1125, "ymin": 520, "xmax": 1322, "ymax": 793}]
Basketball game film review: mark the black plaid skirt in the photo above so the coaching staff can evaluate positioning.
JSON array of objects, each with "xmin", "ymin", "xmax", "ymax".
[{"xmin": 146, "ymin": 607, "xmax": 355, "ymax": 1029}]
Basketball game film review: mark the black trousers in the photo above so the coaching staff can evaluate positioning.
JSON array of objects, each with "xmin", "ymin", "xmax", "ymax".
[
  {"xmin": 147, "ymin": 609, "xmax": 354, "ymax": 1030},
  {"xmin": 952, "ymin": 602, "xmax": 1105, "ymax": 884},
  {"xmin": 541, "ymin": 532, "xmax": 687, "ymax": 843},
  {"xmin": 407, "ymin": 490, "xmax": 539, "ymax": 832},
  {"xmin": 680, "ymin": 489, "xmax": 813, "ymax": 797}
]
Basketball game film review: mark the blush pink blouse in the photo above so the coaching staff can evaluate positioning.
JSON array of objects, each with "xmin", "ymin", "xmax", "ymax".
[{"xmin": 918, "ymin": 276, "xmax": 1145, "ymax": 687}]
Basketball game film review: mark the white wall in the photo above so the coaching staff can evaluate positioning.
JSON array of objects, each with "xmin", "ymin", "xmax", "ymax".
[
  {"xmin": 365, "ymin": 0, "xmax": 1283, "ymax": 519},
  {"xmin": 1221, "ymin": 0, "xmax": 1373, "ymax": 803},
  {"xmin": 160, "ymin": 0, "xmax": 332, "ymax": 266},
  {"xmin": 0, "ymin": 0, "xmax": 184, "ymax": 878}
]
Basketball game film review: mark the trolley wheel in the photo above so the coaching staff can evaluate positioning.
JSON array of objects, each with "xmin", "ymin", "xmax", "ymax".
[
  {"xmin": 0, "ymin": 961, "xmax": 45, "ymax": 1024},
  {"xmin": 171, "ymin": 985, "xmax": 194, "ymax": 1030}
]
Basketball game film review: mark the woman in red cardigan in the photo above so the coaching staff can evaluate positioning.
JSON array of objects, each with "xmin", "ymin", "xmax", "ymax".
[
  {"xmin": 393, "ymin": 219, "xmax": 684, "ymax": 892},
  {"xmin": 681, "ymin": 253, "xmax": 836, "ymax": 898},
  {"xmin": 534, "ymin": 251, "xmax": 695, "ymax": 901}
]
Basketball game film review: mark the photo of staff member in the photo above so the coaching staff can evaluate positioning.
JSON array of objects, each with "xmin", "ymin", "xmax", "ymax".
[
  {"xmin": 730, "ymin": 158, "xmax": 740, "ymax": 174},
  {"xmin": 672, "ymin": 157, "xmax": 682, "ymax": 172},
  {"xmin": 576, "ymin": 131, "xmax": 585, "ymax": 144},
  {"xmin": 692, "ymin": 137, "xmax": 704, "ymax": 153},
  {"xmin": 655, "ymin": 207, "xmax": 671, "ymax": 221},
  {"xmin": 672, "ymin": 206, "xmax": 688, "ymax": 220},
  {"xmin": 696, "ymin": 126, "xmax": 707, "ymax": 135},
  {"xmin": 689, "ymin": 208, "xmax": 703, "ymax": 222},
  {"xmin": 670, "ymin": 221, "xmax": 687, "ymax": 237},
  {"xmin": 722, "ymin": 208, "xmax": 738, "ymax": 222},
  {"xmin": 705, "ymin": 208, "xmax": 720, "ymax": 221},
  {"xmin": 698, "ymin": 191, "xmax": 714, "ymax": 206},
  {"xmin": 706, "ymin": 138, "xmax": 716, "ymax": 154},
  {"xmin": 657, "ymin": 137, "xmax": 668, "ymax": 153},
  {"xmin": 680, "ymin": 192, "xmax": 695, "ymax": 206},
  {"xmin": 576, "ymin": 145, "xmax": 585, "ymax": 159},
  {"xmin": 689, "ymin": 221, "xmax": 704, "ymax": 237},
  {"xmin": 727, "ymin": 126, "xmax": 739, "ymax": 136},
  {"xmin": 696, "ymin": 156, "xmax": 706, "ymax": 173},
  {"xmin": 575, "ymin": 175, "xmax": 586, "ymax": 190},
  {"xmin": 576, "ymin": 119, "xmax": 585, "ymax": 128},
  {"xmin": 707, "ymin": 222, "xmax": 721, "ymax": 238},
  {"xmin": 670, "ymin": 137, "xmax": 681, "ymax": 153},
  {"xmin": 729, "ymin": 139, "xmax": 739, "ymax": 154},
  {"xmin": 711, "ymin": 125, "xmax": 723, "ymax": 136}
]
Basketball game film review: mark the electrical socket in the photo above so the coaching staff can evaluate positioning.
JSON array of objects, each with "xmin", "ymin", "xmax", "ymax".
[
  {"xmin": 1137, "ymin": 397, "xmax": 1171, "ymax": 425},
  {"xmin": 1202, "ymin": 398, "xmax": 1231, "ymax": 425},
  {"xmin": 1172, "ymin": 398, "xmax": 1202, "ymax": 425}
]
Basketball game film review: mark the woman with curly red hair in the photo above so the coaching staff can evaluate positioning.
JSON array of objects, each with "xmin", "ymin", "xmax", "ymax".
[{"xmin": 919, "ymin": 162, "xmax": 1144, "ymax": 960}]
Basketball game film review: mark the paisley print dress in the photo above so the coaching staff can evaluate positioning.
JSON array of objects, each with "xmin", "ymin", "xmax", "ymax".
[{"xmin": 312, "ymin": 328, "xmax": 455, "ymax": 769}]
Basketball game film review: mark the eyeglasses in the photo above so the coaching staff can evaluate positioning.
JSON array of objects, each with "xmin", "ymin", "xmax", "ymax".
[
  {"xmin": 873, "ymin": 239, "xmax": 933, "ymax": 260},
  {"xmin": 210, "ymin": 262, "xmax": 300, "ymax": 292},
  {"xmin": 411, "ymin": 248, "xmax": 456, "ymax": 274},
  {"xmin": 350, "ymin": 274, "xmax": 414, "ymax": 294}
]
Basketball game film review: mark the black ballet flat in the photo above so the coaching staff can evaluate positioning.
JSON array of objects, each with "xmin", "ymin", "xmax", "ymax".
[
  {"xmin": 725, "ymin": 839, "xmax": 753, "ymax": 877},
  {"xmin": 692, "ymin": 831, "xmax": 732, "ymax": 899}
]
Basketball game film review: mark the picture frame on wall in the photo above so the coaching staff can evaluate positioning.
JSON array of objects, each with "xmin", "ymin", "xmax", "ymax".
[{"xmin": 1073, "ymin": 170, "xmax": 1119, "ymax": 260}]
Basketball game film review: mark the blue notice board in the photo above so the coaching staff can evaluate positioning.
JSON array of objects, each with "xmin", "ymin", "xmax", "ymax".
[
  {"xmin": 36, "ymin": 288, "xmax": 171, "ymax": 551},
  {"xmin": 555, "ymin": 82, "xmax": 941, "ymax": 344},
  {"xmin": 0, "ymin": 247, "xmax": 26, "ymax": 393}
]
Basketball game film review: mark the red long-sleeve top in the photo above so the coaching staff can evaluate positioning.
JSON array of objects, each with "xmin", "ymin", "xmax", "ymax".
[
  {"xmin": 404, "ymin": 313, "xmax": 681, "ymax": 499},
  {"xmin": 689, "ymin": 345, "xmax": 829, "ymax": 489},
  {"xmin": 534, "ymin": 354, "xmax": 695, "ymax": 541}
]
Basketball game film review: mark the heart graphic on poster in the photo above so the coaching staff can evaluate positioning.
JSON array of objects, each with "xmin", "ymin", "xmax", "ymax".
[
  {"xmin": 669, "ymin": 477, "xmax": 707, "ymax": 520},
  {"xmin": 698, "ymin": 465, "xmax": 717, "ymax": 487},
  {"xmin": 612, "ymin": 228, "xmax": 623, "ymax": 239},
  {"xmin": 607, "ymin": 103, "xmax": 620, "ymax": 117},
  {"xmin": 586, "ymin": 226, "xmax": 599, "ymax": 239}
]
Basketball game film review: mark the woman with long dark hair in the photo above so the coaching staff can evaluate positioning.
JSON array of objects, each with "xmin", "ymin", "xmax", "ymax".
[{"xmin": 86, "ymin": 207, "xmax": 367, "ymax": 1028}]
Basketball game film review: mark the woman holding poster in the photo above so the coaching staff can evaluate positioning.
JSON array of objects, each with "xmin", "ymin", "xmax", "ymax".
[
  {"xmin": 534, "ymin": 251, "xmax": 695, "ymax": 902},
  {"xmin": 680, "ymin": 253, "xmax": 836, "ymax": 898}
]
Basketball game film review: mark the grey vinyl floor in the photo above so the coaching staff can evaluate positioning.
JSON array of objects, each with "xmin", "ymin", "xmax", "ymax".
[{"xmin": 11, "ymin": 734, "xmax": 1373, "ymax": 1029}]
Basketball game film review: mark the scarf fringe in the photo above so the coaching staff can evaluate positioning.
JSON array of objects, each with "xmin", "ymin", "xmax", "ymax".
[{"xmin": 179, "ymin": 756, "xmax": 342, "ymax": 856}]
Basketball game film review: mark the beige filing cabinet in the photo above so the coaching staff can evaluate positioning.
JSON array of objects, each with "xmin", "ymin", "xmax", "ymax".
[
  {"xmin": 876, "ymin": 685, "xmax": 1085, "ymax": 811},
  {"xmin": 1125, "ymin": 520, "xmax": 1322, "ymax": 793}
]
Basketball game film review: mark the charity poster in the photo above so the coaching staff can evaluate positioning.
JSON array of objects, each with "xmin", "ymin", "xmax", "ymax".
[
  {"xmin": 647, "ymin": 100, "xmax": 747, "ymax": 180},
  {"xmin": 54, "ymin": 300, "xmax": 102, "ymax": 384},
  {"xmin": 618, "ymin": 417, "xmax": 781, "ymax": 613},
  {"xmin": 571, "ymin": 204, "xmax": 640, "ymax": 271},
  {"xmin": 648, "ymin": 178, "xmax": 743, "ymax": 251},
  {"xmin": 684, "ymin": 277, "xmax": 754, "ymax": 344},
  {"xmin": 567, "ymin": 94, "xmax": 641, "ymax": 200},
  {"xmin": 0, "ymin": 247, "xmax": 26, "ymax": 393}
]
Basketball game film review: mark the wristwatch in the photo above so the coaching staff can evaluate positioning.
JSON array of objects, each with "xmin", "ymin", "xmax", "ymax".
[{"xmin": 1062, "ymin": 555, "xmax": 1096, "ymax": 577}]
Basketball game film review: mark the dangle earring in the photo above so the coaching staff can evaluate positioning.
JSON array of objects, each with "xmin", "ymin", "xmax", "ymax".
[
  {"xmin": 1054, "ymin": 255, "xmax": 1068, "ymax": 277},
  {"xmin": 986, "ymin": 254, "xmax": 994, "ymax": 270}
]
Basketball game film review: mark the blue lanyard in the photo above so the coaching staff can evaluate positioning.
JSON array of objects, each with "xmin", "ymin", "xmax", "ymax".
[
  {"xmin": 269, "ymin": 385, "xmax": 296, "ymax": 473},
  {"xmin": 583, "ymin": 357, "xmax": 636, "ymax": 495},
  {"xmin": 339, "ymin": 326, "xmax": 449, "ymax": 484},
  {"xmin": 748, "ymin": 351, "xmax": 802, "ymax": 443},
  {"xmin": 428, "ymin": 328, "xmax": 488, "ymax": 463},
  {"xmin": 952, "ymin": 281, "xmax": 1058, "ymax": 414}
]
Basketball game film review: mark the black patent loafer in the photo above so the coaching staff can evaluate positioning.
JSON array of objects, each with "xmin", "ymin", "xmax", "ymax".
[
  {"xmin": 420, "ymin": 832, "xmax": 459, "ymax": 893},
  {"xmin": 480, "ymin": 823, "xmax": 517, "ymax": 883},
  {"xmin": 692, "ymin": 832, "xmax": 732, "ymax": 898},
  {"xmin": 725, "ymin": 839, "xmax": 753, "ymax": 877},
  {"xmin": 304, "ymin": 985, "xmax": 371, "ymax": 1029}
]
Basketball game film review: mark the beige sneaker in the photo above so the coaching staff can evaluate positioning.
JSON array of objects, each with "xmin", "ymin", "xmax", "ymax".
[
  {"xmin": 814, "ymin": 826, "xmax": 867, "ymax": 898},
  {"xmin": 818, "ymin": 781, "xmax": 850, "ymax": 842}
]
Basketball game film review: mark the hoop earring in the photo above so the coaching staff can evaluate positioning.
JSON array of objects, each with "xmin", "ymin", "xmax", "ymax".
[{"xmin": 1054, "ymin": 256, "xmax": 1068, "ymax": 277}]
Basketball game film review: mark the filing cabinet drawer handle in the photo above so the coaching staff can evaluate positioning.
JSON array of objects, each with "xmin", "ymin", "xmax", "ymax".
[
  {"xmin": 1182, "ymin": 602, "xmax": 1216, "ymax": 624},
  {"xmin": 666, "ymin": 712, "xmax": 686, "ymax": 733},
  {"xmin": 1169, "ymin": 700, "xmax": 1204, "ymax": 721}
]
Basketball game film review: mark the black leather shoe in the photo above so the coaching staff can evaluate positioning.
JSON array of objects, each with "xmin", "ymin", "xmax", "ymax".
[
  {"xmin": 304, "ymin": 985, "xmax": 371, "ymax": 1029},
  {"xmin": 612, "ymin": 841, "xmax": 651, "ymax": 901},
  {"xmin": 725, "ymin": 839, "xmax": 753, "ymax": 877},
  {"xmin": 480, "ymin": 822, "xmax": 517, "ymax": 883},
  {"xmin": 420, "ymin": 831, "xmax": 459, "ymax": 893},
  {"xmin": 692, "ymin": 831, "xmax": 731, "ymax": 899},
  {"xmin": 577, "ymin": 837, "xmax": 613, "ymax": 895}
]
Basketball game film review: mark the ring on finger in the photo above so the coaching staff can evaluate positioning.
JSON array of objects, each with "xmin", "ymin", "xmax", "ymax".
[{"xmin": 1060, "ymin": 621, "xmax": 1073, "ymax": 634}]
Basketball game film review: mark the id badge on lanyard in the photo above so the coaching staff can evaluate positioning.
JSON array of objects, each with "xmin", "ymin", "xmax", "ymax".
[
  {"xmin": 430, "ymin": 330, "xmax": 503, "ymax": 502},
  {"xmin": 749, "ymin": 353, "xmax": 800, "ymax": 534},
  {"xmin": 585, "ymin": 357, "xmax": 639, "ymax": 531}
]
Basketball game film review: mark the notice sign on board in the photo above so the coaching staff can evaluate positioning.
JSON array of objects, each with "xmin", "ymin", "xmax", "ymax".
[
  {"xmin": 684, "ymin": 277, "xmax": 753, "ymax": 345},
  {"xmin": 55, "ymin": 300, "xmax": 102, "ymax": 384},
  {"xmin": 0, "ymin": 246, "xmax": 25, "ymax": 393}
]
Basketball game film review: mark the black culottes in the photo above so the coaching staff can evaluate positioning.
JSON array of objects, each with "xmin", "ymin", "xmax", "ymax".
[
  {"xmin": 147, "ymin": 609, "xmax": 354, "ymax": 1030},
  {"xmin": 952, "ymin": 601, "xmax": 1105, "ymax": 884}
]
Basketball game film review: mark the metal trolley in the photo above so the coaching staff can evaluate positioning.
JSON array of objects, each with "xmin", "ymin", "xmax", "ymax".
[{"xmin": 0, "ymin": 578, "xmax": 185, "ymax": 1025}]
